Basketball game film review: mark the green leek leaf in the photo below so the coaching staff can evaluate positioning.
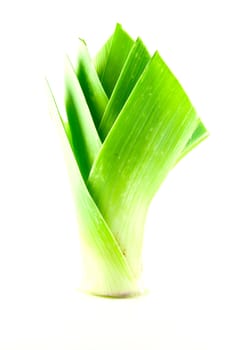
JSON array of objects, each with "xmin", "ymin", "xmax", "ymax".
[
  {"xmin": 64, "ymin": 57, "xmax": 101, "ymax": 180},
  {"xmin": 94, "ymin": 23, "xmax": 134, "ymax": 97},
  {"xmin": 47, "ymin": 81, "xmax": 138, "ymax": 297},
  {"xmin": 88, "ymin": 52, "xmax": 199, "ymax": 275},
  {"xmin": 94, "ymin": 34, "xmax": 113, "ymax": 85},
  {"xmin": 99, "ymin": 37, "xmax": 150, "ymax": 140},
  {"xmin": 73, "ymin": 39, "xmax": 108, "ymax": 128},
  {"xmin": 96, "ymin": 29, "xmax": 207, "ymax": 155},
  {"xmin": 178, "ymin": 119, "xmax": 209, "ymax": 161}
]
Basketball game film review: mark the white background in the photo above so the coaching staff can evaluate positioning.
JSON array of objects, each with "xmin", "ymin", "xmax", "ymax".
[{"xmin": 0, "ymin": 0, "xmax": 232, "ymax": 349}]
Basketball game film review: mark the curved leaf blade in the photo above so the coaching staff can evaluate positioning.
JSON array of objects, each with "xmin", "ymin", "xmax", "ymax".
[
  {"xmin": 94, "ymin": 23, "xmax": 134, "ymax": 97},
  {"xmin": 88, "ymin": 52, "xmax": 199, "ymax": 275},
  {"xmin": 47, "ymin": 81, "xmax": 138, "ymax": 297},
  {"xmin": 99, "ymin": 37, "xmax": 150, "ymax": 140},
  {"xmin": 64, "ymin": 57, "xmax": 102, "ymax": 180},
  {"xmin": 72, "ymin": 39, "xmax": 108, "ymax": 128}
]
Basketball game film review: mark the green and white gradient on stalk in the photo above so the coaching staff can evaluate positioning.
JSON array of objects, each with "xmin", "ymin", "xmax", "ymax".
[{"xmin": 47, "ymin": 23, "xmax": 208, "ymax": 297}]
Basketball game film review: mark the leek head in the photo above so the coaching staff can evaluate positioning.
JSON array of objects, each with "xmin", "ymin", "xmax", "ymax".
[{"xmin": 47, "ymin": 24, "xmax": 208, "ymax": 297}]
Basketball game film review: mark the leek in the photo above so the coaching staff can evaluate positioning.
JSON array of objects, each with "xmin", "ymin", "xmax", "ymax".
[{"xmin": 47, "ymin": 24, "xmax": 208, "ymax": 297}]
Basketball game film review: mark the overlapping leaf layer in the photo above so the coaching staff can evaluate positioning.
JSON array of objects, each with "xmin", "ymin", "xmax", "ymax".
[{"xmin": 47, "ymin": 24, "xmax": 208, "ymax": 297}]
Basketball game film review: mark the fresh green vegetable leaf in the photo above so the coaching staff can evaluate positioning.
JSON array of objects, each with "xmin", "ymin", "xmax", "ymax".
[
  {"xmin": 179, "ymin": 119, "xmax": 209, "ymax": 161},
  {"xmin": 96, "ymin": 32, "xmax": 207, "ymax": 158},
  {"xmin": 72, "ymin": 39, "xmax": 108, "ymax": 128},
  {"xmin": 47, "ymin": 81, "xmax": 139, "ymax": 297},
  {"xmin": 94, "ymin": 34, "xmax": 113, "ymax": 85},
  {"xmin": 88, "ymin": 52, "xmax": 199, "ymax": 275},
  {"xmin": 64, "ymin": 57, "xmax": 101, "ymax": 180},
  {"xmin": 94, "ymin": 23, "xmax": 134, "ymax": 97},
  {"xmin": 99, "ymin": 37, "xmax": 150, "ymax": 140}
]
